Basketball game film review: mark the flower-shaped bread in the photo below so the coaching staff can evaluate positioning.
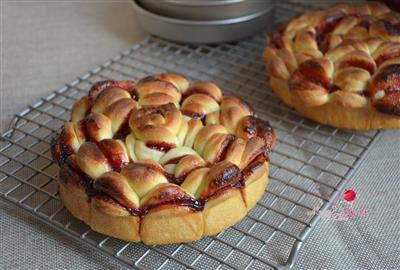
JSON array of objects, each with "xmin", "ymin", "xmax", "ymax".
[
  {"xmin": 52, "ymin": 73, "xmax": 275, "ymax": 244},
  {"xmin": 263, "ymin": 2, "xmax": 400, "ymax": 129}
]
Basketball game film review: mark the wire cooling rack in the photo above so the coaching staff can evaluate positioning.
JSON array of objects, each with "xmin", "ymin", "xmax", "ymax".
[{"xmin": 0, "ymin": 1, "xmax": 379, "ymax": 269}]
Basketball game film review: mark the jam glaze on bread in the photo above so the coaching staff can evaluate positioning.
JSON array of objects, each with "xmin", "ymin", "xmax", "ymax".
[
  {"xmin": 51, "ymin": 73, "xmax": 275, "ymax": 244},
  {"xmin": 263, "ymin": 2, "xmax": 400, "ymax": 130}
]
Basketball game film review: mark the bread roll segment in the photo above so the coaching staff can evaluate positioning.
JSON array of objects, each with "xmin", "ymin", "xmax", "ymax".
[{"xmin": 52, "ymin": 73, "xmax": 275, "ymax": 244}]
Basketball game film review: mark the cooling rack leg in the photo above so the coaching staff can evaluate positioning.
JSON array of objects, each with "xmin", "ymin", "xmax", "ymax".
[
  {"xmin": 4, "ymin": 116, "xmax": 21, "ymax": 139},
  {"xmin": 281, "ymin": 240, "xmax": 303, "ymax": 269}
]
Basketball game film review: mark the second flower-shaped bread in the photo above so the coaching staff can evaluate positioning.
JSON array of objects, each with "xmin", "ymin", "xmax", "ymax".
[
  {"xmin": 51, "ymin": 73, "xmax": 275, "ymax": 244},
  {"xmin": 263, "ymin": 2, "xmax": 400, "ymax": 130}
]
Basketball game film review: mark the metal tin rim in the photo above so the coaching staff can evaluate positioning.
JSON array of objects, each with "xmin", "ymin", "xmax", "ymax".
[
  {"xmin": 161, "ymin": 0, "xmax": 246, "ymax": 7},
  {"xmin": 132, "ymin": 0, "xmax": 273, "ymax": 26}
]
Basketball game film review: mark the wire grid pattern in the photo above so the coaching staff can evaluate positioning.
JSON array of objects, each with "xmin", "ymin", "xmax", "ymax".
[{"xmin": 0, "ymin": 2, "xmax": 378, "ymax": 270}]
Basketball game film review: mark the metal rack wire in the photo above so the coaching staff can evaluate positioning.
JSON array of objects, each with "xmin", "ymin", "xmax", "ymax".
[{"xmin": 0, "ymin": 1, "xmax": 379, "ymax": 269}]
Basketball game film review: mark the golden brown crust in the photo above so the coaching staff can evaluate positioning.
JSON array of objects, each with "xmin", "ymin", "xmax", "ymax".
[
  {"xmin": 263, "ymin": 2, "xmax": 400, "ymax": 130},
  {"xmin": 59, "ymin": 183, "xmax": 91, "ymax": 222},
  {"xmin": 91, "ymin": 196, "xmax": 141, "ymax": 242},
  {"xmin": 140, "ymin": 207, "xmax": 203, "ymax": 245},
  {"xmin": 202, "ymin": 188, "xmax": 247, "ymax": 236},
  {"xmin": 270, "ymin": 77, "xmax": 400, "ymax": 129},
  {"xmin": 52, "ymin": 73, "xmax": 275, "ymax": 244}
]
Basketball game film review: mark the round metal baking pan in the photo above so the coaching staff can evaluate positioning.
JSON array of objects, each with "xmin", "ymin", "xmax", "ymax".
[
  {"xmin": 131, "ymin": 0, "xmax": 274, "ymax": 44},
  {"xmin": 137, "ymin": 0, "xmax": 273, "ymax": 20}
]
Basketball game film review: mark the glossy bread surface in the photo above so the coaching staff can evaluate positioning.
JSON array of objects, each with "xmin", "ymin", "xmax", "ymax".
[{"xmin": 52, "ymin": 73, "xmax": 275, "ymax": 244}]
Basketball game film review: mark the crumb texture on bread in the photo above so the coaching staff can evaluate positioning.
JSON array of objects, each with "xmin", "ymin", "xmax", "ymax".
[
  {"xmin": 51, "ymin": 73, "xmax": 275, "ymax": 244},
  {"xmin": 263, "ymin": 1, "xmax": 400, "ymax": 130}
]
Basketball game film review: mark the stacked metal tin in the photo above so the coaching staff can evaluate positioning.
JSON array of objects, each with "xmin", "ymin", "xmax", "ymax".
[{"xmin": 131, "ymin": 0, "xmax": 275, "ymax": 43}]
